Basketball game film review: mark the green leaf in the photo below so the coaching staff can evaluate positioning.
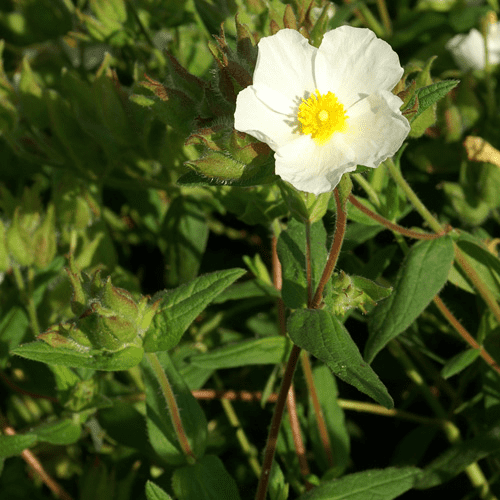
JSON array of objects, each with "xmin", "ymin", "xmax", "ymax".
[
  {"xmin": 172, "ymin": 455, "xmax": 241, "ymax": 500},
  {"xmin": 179, "ymin": 151, "xmax": 277, "ymax": 187},
  {"xmin": 160, "ymin": 197, "xmax": 209, "ymax": 288},
  {"xmin": 99, "ymin": 401, "xmax": 154, "ymax": 457},
  {"xmin": 0, "ymin": 434, "xmax": 38, "ymax": 459},
  {"xmin": 31, "ymin": 419, "xmax": 81, "ymax": 445},
  {"xmin": 441, "ymin": 349, "xmax": 481, "ymax": 379},
  {"xmin": 146, "ymin": 481, "xmax": 173, "ymax": 500},
  {"xmin": 277, "ymin": 219, "xmax": 328, "ymax": 309},
  {"xmin": 143, "ymin": 268, "xmax": 246, "ymax": 352},
  {"xmin": 413, "ymin": 80, "xmax": 459, "ymax": 121},
  {"xmin": 0, "ymin": 418, "xmax": 81, "ymax": 459},
  {"xmin": 12, "ymin": 342, "xmax": 144, "ymax": 371},
  {"xmin": 288, "ymin": 309, "xmax": 393, "ymax": 409},
  {"xmin": 365, "ymin": 236, "xmax": 454, "ymax": 363},
  {"xmin": 448, "ymin": 235, "xmax": 500, "ymax": 299},
  {"xmin": 189, "ymin": 337, "xmax": 290, "ymax": 369},
  {"xmin": 299, "ymin": 466, "xmax": 421, "ymax": 499},
  {"xmin": 142, "ymin": 352, "xmax": 207, "ymax": 466},
  {"xmin": 415, "ymin": 431, "xmax": 500, "ymax": 489},
  {"xmin": 211, "ymin": 279, "xmax": 280, "ymax": 304},
  {"xmin": 308, "ymin": 365, "xmax": 350, "ymax": 474}
]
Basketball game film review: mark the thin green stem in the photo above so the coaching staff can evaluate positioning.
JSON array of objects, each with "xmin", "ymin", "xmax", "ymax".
[
  {"xmin": 214, "ymin": 375, "xmax": 261, "ymax": 478},
  {"xmin": 305, "ymin": 219, "xmax": 313, "ymax": 307},
  {"xmin": 357, "ymin": 2, "xmax": 385, "ymax": 37},
  {"xmin": 352, "ymin": 173, "xmax": 381, "ymax": 208},
  {"xmin": 145, "ymin": 352, "xmax": 196, "ymax": 463},
  {"xmin": 385, "ymin": 158, "xmax": 444, "ymax": 234},
  {"xmin": 310, "ymin": 187, "xmax": 347, "ymax": 309},
  {"xmin": 376, "ymin": 0, "xmax": 392, "ymax": 36}
]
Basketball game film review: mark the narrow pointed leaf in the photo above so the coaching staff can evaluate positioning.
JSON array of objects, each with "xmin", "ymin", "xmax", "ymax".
[
  {"xmin": 146, "ymin": 481, "xmax": 173, "ymax": 500},
  {"xmin": 288, "ymin": 309, "xmax": 393, "ymax": 409},
  {"xmin": 142, "ymin": 352, "xmax": 207, "ymax": 466},
  {"xmin": 189, "ymin": 337, "xmax": 289, "ymax": 369},
  {"xmin": 12, "ymin": 342, "xmax": 144, "ymax": 371},
  {"xmin": 365, "ymin": 236, "xmax": 454, "ymax": 363},
  {"xmin": 172, "ymin": 455, "xmax": 241, "ymax": 500},
  {"xmin": 143, "ymin": 268, "xmax": 246, "ymax": 352},
  {"xmin": 441, "ymin": 349, "xmax": 481, "ymax": 379},
  {"xmin": 415, "ymin": 431, "xmax": 500, "ymax": 489},
  {"xmin": 299, "ymin": 466, "xmax": 421, "ymax": 500}
]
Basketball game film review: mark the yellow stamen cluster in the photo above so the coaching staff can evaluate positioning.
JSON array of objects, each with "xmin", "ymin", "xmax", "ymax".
[{"xmin": 298, "ymin": 90, "xmax": 348, "ymax": 144}]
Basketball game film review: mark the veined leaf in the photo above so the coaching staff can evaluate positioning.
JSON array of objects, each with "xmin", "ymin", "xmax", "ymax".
[
  {"xmin": 365, "ymin": 236, "xmax": 454, "ymax": 363},
  {"xmin": 288, "ymin": 309, "xmax": 393, "ymax": 409},
  {"xmin": 143, "ymin": 268, "xmax": 246, "ymax": 352}
]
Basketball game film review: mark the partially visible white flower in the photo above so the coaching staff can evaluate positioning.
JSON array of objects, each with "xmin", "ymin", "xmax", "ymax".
[
  {"xmin": 234, "ymin": 27, "xmax": 410, "ymax": 195},
  {"xmin": 446, "ymin": 22, "xmax": 500, "ymax": 71}
]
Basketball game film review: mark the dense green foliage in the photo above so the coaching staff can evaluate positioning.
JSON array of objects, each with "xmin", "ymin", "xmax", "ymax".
[{"xmin": 2, "ymin": 1, "xmax": 500, "ymax": 499}]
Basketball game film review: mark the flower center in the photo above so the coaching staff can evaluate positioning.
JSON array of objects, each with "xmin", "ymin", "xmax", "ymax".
[{"xmin": 298, "ymin": 90, "xmax": 348, "ymax": 144}]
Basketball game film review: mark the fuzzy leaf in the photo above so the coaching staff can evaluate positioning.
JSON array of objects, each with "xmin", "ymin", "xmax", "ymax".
[
  {"xmin": 288, "ymin": 309, "xmax": 393, "ymax": 409},
  {"xmin": 172, "ymin": 455, "xmax": 241, "ymax": 500},
  {"xmin": 365, "ymin": 236, "xmax": 454, "ymax": 363},
  {"xmin": 143, "ymin": 269, "xmax": 246, "ymax": 352},
  {"xmin": 299, "ymin": 466, "xmax": 421, "ymax": 499},
  {"xmin": 12, "ymin": 342, "xmax": 144, "ymax": 371},
  {"xmin": 142, "ymin": 352, "xmax": 207, "ymax": 466},
  {"xmin": 189, "ymin": 337, "xmax": 289, "ymax": 369}
]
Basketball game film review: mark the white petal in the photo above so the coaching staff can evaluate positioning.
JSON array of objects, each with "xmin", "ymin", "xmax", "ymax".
[
  {"xmin": 274, "ymin": 135, "xmax": 358, "ymax": 195},
  {"xmin": 315, "ymin": 26, "xmax": 404, "ymax": 108},
  {"xmin": 234, "ymin": 86, "xmax": 297, "ymax": 149},
  {"xmin": 342, "ymin": 91, "xmax": 410, "ymax": 168},
  {"xmin": 446, "ymin": 30, "xmax": 485, "ymax": 70},
  {"xmin": 253, "ymin": 29, "xmax": 317, "ymax": 105}
]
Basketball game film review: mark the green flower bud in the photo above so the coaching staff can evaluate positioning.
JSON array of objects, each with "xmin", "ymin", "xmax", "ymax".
[
  {"xmin": 33, "ymin": 204, "xmax": 57, "ymax": 269},
  {"xmin": 66, "ymin": 255, "xmax": 87, "ymax": 316},
  {"xmin": 6, "ymin": 207, "xmax": 34, "ymax": 267},
  {"xmin": 0, "ymin": 219, "xmax": 10, "ymax": 272},
  {"xmin": 101, "ymin": 277, "xmax": 138, "ymax": 322}
]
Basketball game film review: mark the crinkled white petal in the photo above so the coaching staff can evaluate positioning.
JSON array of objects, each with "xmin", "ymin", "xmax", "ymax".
[
  {"xmin": 234, "ymin": 86, "xmax": 296, "ymax": 150},
  {"xmin": 446, "ymin": 29, "xmax": 486, "ymax": 70},
  {"xmin": 274, "ymin": 134, "xmax": 358, "ymax": 195},
  {"xmin": 342, "ymin": 91, "xmax": 410, "ymax": 168},
  {"xmin": 252, "ymin": 29, "xmax": 317, "ymax": 105},
  {"xmin": 315, "ymin": 26, "xmax": 404, "ymax": 108}
]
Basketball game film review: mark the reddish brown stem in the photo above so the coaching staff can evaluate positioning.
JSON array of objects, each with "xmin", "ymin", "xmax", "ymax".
[
  {"xmin": 192, "ymin": 389, "xmax": 278, "ymax": 402},
  {"xmin": 348, "ymin": 194, "xmax": 446, "ymax": 240},
  {"xmin": 310, "ymin": 188, "xmax": 347, "ymax": 309},
  {"xmin": 301, "ymin": 352, "xmax": 335, "ymax": 468},
  {"xmin": 433, "ymin": 295, "xmax": 500, "ymax": 375},
  {"xmin": 286, "ymin": 384, "xmax": 311, "ymax": 483},
  {"xmin": 272, "ymin": 233, "xmax": 310, "ymax": 481},
  {"xmin": 2, "ymin": 425, "xmax": 73, "ymax": 500},
  {"xmin": 255, "ymin": 344, "xmax": 302, "ymax": 500}
]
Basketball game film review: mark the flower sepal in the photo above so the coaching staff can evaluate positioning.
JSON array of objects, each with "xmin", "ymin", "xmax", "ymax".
[
  {"xmin": 41, "ymin": 257, "xmax": 161, "ymax": 353},
  {"xmin": 324, "ymin": 271, "xmax": 392, "ymax": 316},
  {"xmin": 278, "ymin": 180, "xmax": 331, "ymax": 223}
]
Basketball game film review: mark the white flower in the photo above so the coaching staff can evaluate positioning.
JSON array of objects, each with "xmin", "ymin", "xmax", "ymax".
[
  {"xmin": 234, "ymin": 27, "xmax": 410, "ymax": 195},
  {"xmin": 446, "ymin": 23, "xmax": 500, "ymax": 71}
]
